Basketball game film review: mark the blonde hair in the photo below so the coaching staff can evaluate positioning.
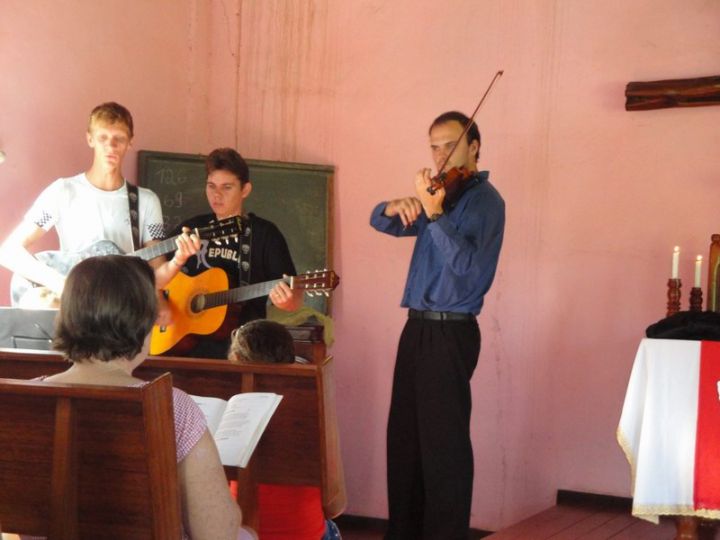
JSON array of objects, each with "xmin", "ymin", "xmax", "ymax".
[{"xmin": 88, "ymin": 102, "xmax": 134, "ymax": 138}]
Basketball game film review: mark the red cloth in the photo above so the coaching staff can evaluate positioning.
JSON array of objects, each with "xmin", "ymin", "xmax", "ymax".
[
  {"xmin": 258, "ymin": 484, "xmax": 325, "ymax": 540},
  {"xmin": 694, "ymin": 341, "xmax": 720, "ymax": 508}
]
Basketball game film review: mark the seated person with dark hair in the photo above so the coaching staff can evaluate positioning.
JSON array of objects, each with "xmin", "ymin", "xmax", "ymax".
[
  {"xmin": 229, "ymin": 319, "xmax": 303, "ymax": 364},
  {"xmin": 228, "ymin": 320, "xmax": 340, "ymax": 540},
  {"xmin": 27, "ymin": 255, "xmax": 256, "ymax": 540}
]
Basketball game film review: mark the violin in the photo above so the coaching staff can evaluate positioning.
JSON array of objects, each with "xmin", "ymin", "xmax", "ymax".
[
  {"xmin": 427, "ymin": 166, "xmax": 474, "ymax": 198},
  {"xmin": 427, "ymin": 70, "xmax": 504, "ymax": 196}
]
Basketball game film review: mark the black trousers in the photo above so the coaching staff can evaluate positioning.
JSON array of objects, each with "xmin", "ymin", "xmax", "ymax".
[{"xmin": 385, "ymin": 317, "xmax": 480, "ymax": 540}]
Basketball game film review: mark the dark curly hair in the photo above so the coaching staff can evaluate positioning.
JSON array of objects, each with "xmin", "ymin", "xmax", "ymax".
[{"xmin": 53, "ymin": 256, "xmax": 157, "ymax": 362}]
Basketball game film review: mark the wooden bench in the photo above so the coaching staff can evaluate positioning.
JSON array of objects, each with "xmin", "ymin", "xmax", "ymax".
[
  {"xmin": 0, "ymin": 348, "xmax": 346, "ymax": 530},
  {"xmin": 0, "ymin": 373, "xmax": 181, "ymax": 539}
]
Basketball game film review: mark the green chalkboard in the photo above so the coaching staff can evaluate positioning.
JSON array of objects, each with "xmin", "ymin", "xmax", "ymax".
[{"xmin": 137, "ymin": 150, "xmax": 334, "ymax": 313}]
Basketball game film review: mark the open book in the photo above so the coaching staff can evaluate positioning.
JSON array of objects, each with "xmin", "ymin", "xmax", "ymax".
[{"xmin": 190, "ymin": 392, "xmax": 282, "ymax": 468}]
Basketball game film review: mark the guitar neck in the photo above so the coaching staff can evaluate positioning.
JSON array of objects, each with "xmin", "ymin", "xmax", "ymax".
[
  {"xmin": 132, "ymin": 218, "xmax": 242, "ymax": 262},
  {"xmin": 203, "ymin": 278, "xmax": 287, "ymax": 310},
  {"xmin": 132, "ymin": 236, "xmax": 179, "ymax": 261}
]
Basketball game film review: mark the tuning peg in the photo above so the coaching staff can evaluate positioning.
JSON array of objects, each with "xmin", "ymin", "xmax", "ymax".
[{"xmin": 323, "ymin": 291, "xmax": 330, "ymax": 297}]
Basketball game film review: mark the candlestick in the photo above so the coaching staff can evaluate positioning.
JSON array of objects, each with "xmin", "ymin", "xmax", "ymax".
[
  {"xmin": 667, "ymin": 278, "xmax": 681, "ymax": 316},
  {"xmin": 695, "ymin": 255, "xmax": 703, "ymax": 288},
  {"xmin": 672, "ymin": 246, "xmax": 680, "ymax": 279},
  {"xmin": 690, "ymin": 287, "xmax": 703, "ymax": 312}
]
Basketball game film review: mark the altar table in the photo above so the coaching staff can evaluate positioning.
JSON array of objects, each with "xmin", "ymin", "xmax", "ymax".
[{"xmin": 617, "ymin": 338, "xmax": 720, "ymax": 523}]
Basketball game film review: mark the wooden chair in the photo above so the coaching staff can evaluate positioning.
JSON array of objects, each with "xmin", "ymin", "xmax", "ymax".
[
  {"xmin": 0, "ymin": 373, "xmax": 182, "ymax": 539},
  {"xmin": 0, "ymin": 349, "xmax": 347, "ymax": 531}
]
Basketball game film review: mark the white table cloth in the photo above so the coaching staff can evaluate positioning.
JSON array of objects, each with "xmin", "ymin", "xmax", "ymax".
[{"xmin": 617, "ymin": 338, "xmax": 720, "ymax": 523}]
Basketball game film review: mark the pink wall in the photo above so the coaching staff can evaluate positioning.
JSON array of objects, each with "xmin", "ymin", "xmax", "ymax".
[
  {"xmin": 2, "ymin": 0, "xmax": 720, "ymax": 531},
  {"xmin": 0, "ymin": 0, "xmax": 213, "ymax": 246}
]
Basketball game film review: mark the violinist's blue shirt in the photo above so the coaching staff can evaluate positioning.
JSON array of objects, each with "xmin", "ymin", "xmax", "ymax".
[{"xmin": 369, "ymin": 171, "xmax": 504, "ymax": 315}]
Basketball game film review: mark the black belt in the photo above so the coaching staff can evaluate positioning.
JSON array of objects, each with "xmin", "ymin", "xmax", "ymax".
[{"xmin": 408, "ymin": 309, "xmax": 474, "ymax": 321}]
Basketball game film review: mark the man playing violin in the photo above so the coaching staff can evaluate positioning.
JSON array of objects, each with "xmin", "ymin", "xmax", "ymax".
[{"xmin": 370, "ymin": 111, "xmax": 505, "ymax": 540}]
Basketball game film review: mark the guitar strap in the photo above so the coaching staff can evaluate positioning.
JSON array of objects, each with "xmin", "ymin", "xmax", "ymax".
[
  {"xmin": 126, "ymin": 181, "xmax": 140, "ymax": 251},
  {"xmin": 238, "ymin": 215, "xmax": 252, "ymax": 285}
]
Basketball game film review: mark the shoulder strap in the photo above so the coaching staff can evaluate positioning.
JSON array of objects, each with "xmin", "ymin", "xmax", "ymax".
[
  {"xmin": 126, "ymin": 182, "xmax": 140, "ymax": 251},
  {"xmin": 238, "ymin": 215, "xmax": 252, "ymax": 285}
]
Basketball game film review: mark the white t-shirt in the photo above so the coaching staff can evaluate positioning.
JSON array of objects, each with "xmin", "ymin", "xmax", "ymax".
[{"xmin": 25, "ymin": 173, "xmax": 165, "ymax": 254}]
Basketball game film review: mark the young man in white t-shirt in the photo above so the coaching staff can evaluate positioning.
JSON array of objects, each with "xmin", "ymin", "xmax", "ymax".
[{"xmin": 0, "ymin": 102, "xmax": 199, "ymax": 305}]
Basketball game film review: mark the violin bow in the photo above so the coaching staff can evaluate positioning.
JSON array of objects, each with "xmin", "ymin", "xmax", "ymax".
[{"xmin": 429, "ymin": 70, "xmax": 504, "ymax": 194}]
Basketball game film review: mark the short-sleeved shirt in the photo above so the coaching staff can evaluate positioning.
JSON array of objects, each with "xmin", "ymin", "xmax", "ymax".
[
  {"xmin": 26, "ymin": 173, "xmax": 165, "ymax": 254},
  {"xmin": 172, "ymin": 387, "xmax": 208, "ymax": 462}
]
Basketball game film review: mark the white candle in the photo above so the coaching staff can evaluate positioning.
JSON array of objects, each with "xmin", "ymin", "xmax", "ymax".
[
  {"xmin": 672, "ymin": 246, "xmax": 680, "ymax": 279},
  {"xmin": 695, "ymin": 255, "xmax": 703, "ymax": 288}
]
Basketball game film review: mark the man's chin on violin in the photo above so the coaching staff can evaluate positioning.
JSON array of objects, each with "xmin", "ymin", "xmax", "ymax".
[{"xmin": 382, "ymin": 116, "xmax": 479, "ymax": 228}]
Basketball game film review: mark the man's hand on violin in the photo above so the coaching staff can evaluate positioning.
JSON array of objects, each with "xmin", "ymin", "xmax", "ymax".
[
  {"xmin": 414, "ymin": 168, "xmax": 444, "ymax": 218},
  {"xmin": 384, "ymin": 196, "xmax": 423, "ymax": 228}
]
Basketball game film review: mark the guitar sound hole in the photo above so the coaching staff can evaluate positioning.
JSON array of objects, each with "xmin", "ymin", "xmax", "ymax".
[{"xmin": 190, "ymin": 295, "xmax": 206, "ymax": 313}]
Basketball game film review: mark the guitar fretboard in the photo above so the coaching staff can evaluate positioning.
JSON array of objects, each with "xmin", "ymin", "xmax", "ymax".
[
  {"xmin": 202, "ymin": 278, "xmax": 288, "ymax": 309},
  {"xmin": 133, "ymin": 219, "xmax": 240, "ymax": 262},
  {"xmin": 133, "ymin": 236, "xmax": 180, "ymax": 261}
]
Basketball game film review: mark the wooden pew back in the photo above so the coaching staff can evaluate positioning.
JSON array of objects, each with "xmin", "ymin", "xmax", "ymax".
[
  {"xmin": 0, "ymin": 372, "xmax": 181, "ymax": 539},
  {"xmin": 0, "ymin": 349, "xmax": 346, "ymax": 527}
]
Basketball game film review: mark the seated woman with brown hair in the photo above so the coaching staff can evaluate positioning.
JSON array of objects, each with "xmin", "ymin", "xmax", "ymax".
[
  {"xmin": 34, "ymin": 255, "xmax": 256, "ymax": 540},
  {"xmin": 229, "ymin": 319, "xmax": 341, "ymax": 540}
]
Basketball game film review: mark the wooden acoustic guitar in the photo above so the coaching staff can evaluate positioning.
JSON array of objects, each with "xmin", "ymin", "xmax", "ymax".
[
  {"xmin": 10, "ymin": 217, "xmax": 244, "ymax": 308},
  {"xmin": 150, "ymin": 268, "xmax": 340, "ymax": 355}
]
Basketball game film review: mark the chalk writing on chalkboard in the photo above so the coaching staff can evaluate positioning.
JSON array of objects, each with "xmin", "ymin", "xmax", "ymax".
[{"xmin": 138, "ymin": 150, "xmax": 334, "ymax": 314}]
